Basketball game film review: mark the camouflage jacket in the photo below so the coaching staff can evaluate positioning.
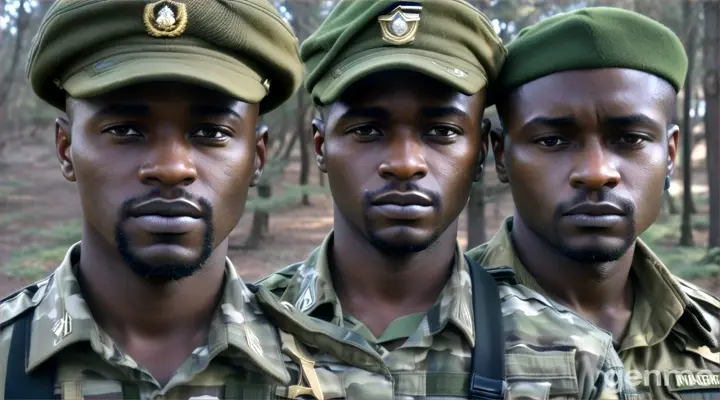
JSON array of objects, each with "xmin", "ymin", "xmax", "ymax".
[
  {"xmin": 256, "ymin": 231, "xmax": 638, "ymax": 399},
  {"xmin": 467, "ymin": 216, "xmax": 720, "ymax": 399},
  {"xmin": 0, "ymin": 243, "xmax": 401, "ymax": 400}
]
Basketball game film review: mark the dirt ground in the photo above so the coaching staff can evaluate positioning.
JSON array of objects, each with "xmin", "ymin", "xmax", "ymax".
[{"xmin": 0, "ymin": 143, "xmax": 717, "ymax": 298}]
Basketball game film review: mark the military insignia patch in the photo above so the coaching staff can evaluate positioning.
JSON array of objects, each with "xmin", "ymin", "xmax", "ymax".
[
  {"xmin": 143, "ymin": 0, "xmax": 188, "ymax": 38},
  {"xmin": 377, "ymin": 4, "xmax": 421, "ymax": 45}
]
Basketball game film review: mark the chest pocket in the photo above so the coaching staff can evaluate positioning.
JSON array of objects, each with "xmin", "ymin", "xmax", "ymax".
[{"xmin": 505, "ymin": 347, "xmax": 580, "ymax": 399}]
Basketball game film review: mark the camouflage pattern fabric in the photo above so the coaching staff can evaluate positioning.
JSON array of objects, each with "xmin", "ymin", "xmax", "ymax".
[
  {"xmin": 257, "ymin": 231, "xmax": 639, "ymax": 399},
  {"xmin": 467, "ymin": 216, "xmax": 720, "ymax": 399},
  {"xmin": 0, "ymin": 243, "xmax": 401, "ymax": 400}
]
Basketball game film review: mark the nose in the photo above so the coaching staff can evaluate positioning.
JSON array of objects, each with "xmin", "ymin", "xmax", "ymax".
[
  {"xmin": 569, "ymin": 139, "xmax": 620, "ymax": 190},
  {"xmin": 377, "ymin": 135, "xmax": 428, "ymax": 181},
  {"xmin": 138, "ymin": 137, "xmax": 197, "ymax": 187}
]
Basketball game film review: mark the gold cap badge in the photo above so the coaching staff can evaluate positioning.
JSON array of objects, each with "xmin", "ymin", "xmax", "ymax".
[
  {"xmin": 378, "ymin": 4, "xmax": 421, "ymax": 46},
  {"xmin": 144, "ymin": 0, "xmax": 188, "ymax": 38}
]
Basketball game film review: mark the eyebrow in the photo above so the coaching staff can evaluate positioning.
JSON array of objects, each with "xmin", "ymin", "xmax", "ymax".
[
  {"xmin": 420, "ymin": 106, "xmax": 468, "ymax": 119},
  {"xmin": 524, "ymin": 115, "xmax": 578, "ymax": 130},
  {"xmin": 601, "ymin": 114, "xmax": 662, "ymax": 130},
  {"xmin": 339, "ymin": 107, "xmax": 391, "ymax": 121},
  {"xmin": 90, "ymin": 104, "xmax": 242, "ymax": 120},
  {"xmin": 523, "ymin": 114, "xmax": 662, "ymax": 131},
  {"xmin": 92, "ymin": 104, "xmax": 149, "ymax": 119}
]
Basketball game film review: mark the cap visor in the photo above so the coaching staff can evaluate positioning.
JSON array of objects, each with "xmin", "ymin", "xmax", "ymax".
[
  {"xmin": 63, "ymin": 52, "xmax": 267, "ymax": 103},
  {"xmin": 316, "ymin": 49, "xmax": 487, "ymax": 104}
]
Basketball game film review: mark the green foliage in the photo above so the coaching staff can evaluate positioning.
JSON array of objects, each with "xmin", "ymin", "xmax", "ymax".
[
  {"xmin": 4, "ymin": 219, "xmax": 82, "ymax": 281},
  {"xmin": 640, "ymin": 214, "xmax": 720, "ymax": 280}
]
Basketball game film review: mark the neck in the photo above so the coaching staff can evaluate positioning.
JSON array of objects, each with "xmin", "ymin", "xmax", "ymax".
[
  {"xmin": 77, "ymin": 225, "xmax": 227, "ymax": 341},
  {"xmin": 330, "ymin": 209, "xmax": 456, "ymax": 311},
  {"xmin": 510, "ymin": 213, "xmax": 635, "ymax": 327}
]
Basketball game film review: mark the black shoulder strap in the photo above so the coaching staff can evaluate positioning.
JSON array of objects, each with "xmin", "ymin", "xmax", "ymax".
[
  {"xmin": 4, "ymin": 307, "xmax": 56, "ymax": 400},
  {"xmin": 465, "ymin": 255, "xmax": 508, "ymax": 400}
]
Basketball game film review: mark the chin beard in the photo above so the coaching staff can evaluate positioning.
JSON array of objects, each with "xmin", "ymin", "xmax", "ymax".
[
  {"xmin": 557, "ymin": 239, "xmax": 635, "ymax": 264},
  {"xmin": 114, "ymin": 222, "xmax": 214, "ymax": 284},
  {"xmin": 365, "ymin": 228, "xmax": 441, "ymax": 257},
  {"xmin": 113, "ymin": 190, "xmax": 215, "ymax": 284}
]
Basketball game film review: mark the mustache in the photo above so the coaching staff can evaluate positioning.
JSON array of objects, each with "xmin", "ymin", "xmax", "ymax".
[
  {"xmin": 119, "ymin": 187, "xmax": 212, "ymax": 220},
  {"xmin": 554, "ymin": 189, "xmax": 635, "ymax": 218},
  {"xmin": 362, "ymin": 182, "xmax": 441, "ymax": 207}
]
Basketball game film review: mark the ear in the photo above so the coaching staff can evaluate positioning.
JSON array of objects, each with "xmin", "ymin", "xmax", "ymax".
[
  {"xmin": 666, "ymin": 124, "xmax": 679, "ymax": 177},
  {"xmin": 312, "ymin": 118, "xmax": 327, "ymax": 173},
  {"xmin": 250, "ymin": 124, "xmax": 269, "ymax": 187},
  {"xmin": 474, "ymin": 118, "xmax": 491, "ymax": 181},
  {"xmin": 491, "ymin": 127, "xmax": 508, "ymax": 183},
  {"xmin": 56, "ymin": 116, "xmax": 75, "ymax": 182}
]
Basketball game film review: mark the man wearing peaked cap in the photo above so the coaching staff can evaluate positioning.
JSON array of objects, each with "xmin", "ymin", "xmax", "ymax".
[
  {"xmin": 257, "ymin": 1, "xmax": 635, "ymax": 398},
  {"xmin": 468, "ymin": 6, "xmax": 720, "ymax": 398},
  {"xmin": 1, "ymin": 1, "xmax": 401, "ymax": 399}
]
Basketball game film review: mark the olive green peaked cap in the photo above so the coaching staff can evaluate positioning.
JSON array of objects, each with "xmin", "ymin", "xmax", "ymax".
[
  {"xmin": 496, "ymin": 6, "xmax": 688, "ymax": 101},
  {"xmin": 302, "ymin": 0, "xmax": 507, "ymax": 105},
  {"xmin": 26, "ymin": 0, "xmax": 303, "ymax": 114}
]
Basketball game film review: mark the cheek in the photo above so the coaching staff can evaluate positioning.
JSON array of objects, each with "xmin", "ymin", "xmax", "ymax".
[
  {"xmin": 623, "ymin": 152, "xmax": 667, "ymax": 228},
  {"xmin": 506, "ymin": 146, "xmax": 557, "ymax": 200},
  {"xmin": 430, "ymin": 147, "xmax": 476, "ymax": 210},
  {"xmin": 71, "ymin": 140, "xmax": 137, "ymax": 231},
  {"xmin": 205, "ymin": 146, "xmax": 256, "ymax": 218},
  {"xmin": 324, "ymin": 141, "xmax": 378, "ymax": 215}
]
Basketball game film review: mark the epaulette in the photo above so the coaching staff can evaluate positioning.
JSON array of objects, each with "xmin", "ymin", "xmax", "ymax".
[
  {"xmin": 677, "ymin": 277, "xmax": 720, "ymax": 311},
  {"xmin": 485, "ymin": 266, "xmax": 518, "ymax": 285},
  {"xmin": 254, "ymin": 262, "xmax": 303, "ymax": 285},
  {"xmin": 0, "ymin": 275, "xmax": 51, "ymax": 331}
]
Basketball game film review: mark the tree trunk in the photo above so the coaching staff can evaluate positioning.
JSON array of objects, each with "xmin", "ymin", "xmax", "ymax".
[
  {"xmin": 680, "ymin": 0, "xmax": 697, "ymax": 246},
  {"xmin": 243, "ymin": 183, "xmax": 272, "ymax": 249},
  {"xmin": 665, "ymin": 191, "xmax": 679, "ymax": 215},
  {"xmin": 297, "ymin": 90, "xmax": 311, "ymax": 206},
  {"xmin": 704, "ymin": 0, "xmax": 720, "ymax": 249},
  {"xmin": 466, "ymin": 170, "xmax": 487, "ymax": 250}
]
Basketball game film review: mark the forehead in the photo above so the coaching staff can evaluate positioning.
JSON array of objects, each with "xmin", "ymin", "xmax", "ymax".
[
  {"xmin": 69, "ymin": 82, "xmax": 254, "ymax": 113},
  {"xmin": 509, "ymin": 68, "xmax": 672, "ymax": 123},
  {"xmin": 326, "ymin": 71, "xmax": 484, "ymax": 117}
]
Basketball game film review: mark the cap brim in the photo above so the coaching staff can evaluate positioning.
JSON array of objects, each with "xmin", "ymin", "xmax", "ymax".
[
  {"xmin": 314, "ymin": 48, "xmax": 488, "ymax": 105},
  {"xmin": 62, "ymin": 52, "xmax": 268, "ymax": 104}
]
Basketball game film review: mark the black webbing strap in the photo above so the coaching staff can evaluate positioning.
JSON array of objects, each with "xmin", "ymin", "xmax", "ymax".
[
  {"xmin": 464, "ymin": 255, "xmax": 508, "ymax": 400},
  {"xmin": 4, "ymin": 307, "xmax": 56, "ymax": 400}
]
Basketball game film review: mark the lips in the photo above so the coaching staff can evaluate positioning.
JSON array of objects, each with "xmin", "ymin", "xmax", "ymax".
[
  {"xmin": 562, "ymin": 202, "xmax": 626, "ymax": 228},
  {"xmin": 127, "ymin": 197, "xmax": 204, "ymax": 234},
  {"xmin": 369, "ymin": 190, "xmax": 434, "ymax": 221},
  {"xmin": 128, "ymin": 197, "xmax": 204, "ymax": 219},
  {"xmin": 563, "ymin": 202, "xmax": 626, "ymax": 216},
  {"xmin": 370, "ymin": 190, "xmax": 433, "ymax": 207}
]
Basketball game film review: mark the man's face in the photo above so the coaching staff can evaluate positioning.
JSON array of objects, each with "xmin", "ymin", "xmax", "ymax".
[
  {"xmin": 57, "ymin": 82, "xmax": 265, "ymax": 282},
  {"xmin": 496, "ymin": 68, "xmax": 678, "ymax": 263},
  {"xmin": 316, "ymin": 71, "xmax": 487, "ymax": 254}
]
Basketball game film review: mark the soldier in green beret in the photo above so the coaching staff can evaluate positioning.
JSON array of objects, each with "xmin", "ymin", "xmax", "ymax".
[
  {"xmin": 467, "ymin": 6, "xmax": 720, "ymax": 398},
  {"xmin": 257, "ymin": 0, "xmax": 636, "ymax": 398},
  {"xmin": 0, "ymin": 1, "xmax": 403, "ymax": 399}
]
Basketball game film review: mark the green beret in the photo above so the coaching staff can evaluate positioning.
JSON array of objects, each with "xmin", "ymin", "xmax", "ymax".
[
  {"xmin": 301, "ymin": 0, "xmax": 507, "ymax": 106},
  {"xmin": 26, "ymin": 0, "xmax": 303, "ymax": 115},
  {"xmin": 495, "ymin": 7, "xmax": 688, "ymax": 101}
]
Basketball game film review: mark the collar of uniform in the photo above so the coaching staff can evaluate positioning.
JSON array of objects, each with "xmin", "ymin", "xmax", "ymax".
[
  {"xmin": 475, "ymin": 217, "xmax": 549, "ymax": 297},
  {"xmin": 220, "ymin": 257, "xmax": 292, "ymax": 383},
  {"xmin": 279, "ymin": 230, "xmax": 345, "ymax": 325},
  {"xmin": 475, "ymin": 217, "xmax": 715, "ymax": 350},
  {"xmin": 420, "ymin": 241, "xmax": 476, "ymax": 347},
  {"xmin": 27, "ymin": 243, "xmax": 290, "ymax": 384},
  {"xmin": 620, "ymin": 238, "xmax": 714, "ymax": 350},
  {"xmin": 27, "ymin": 242, "xmax": 94, "ymax": 372}
]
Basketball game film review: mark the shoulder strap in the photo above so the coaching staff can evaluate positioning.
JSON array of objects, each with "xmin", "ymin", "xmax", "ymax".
[
  {"xmin": 4, "ymin": 307, "xmax": 56, "ymax": 400},
  {"xmin": 464, "ymin": 255, "xmax": 508, "ymax": 400}
]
